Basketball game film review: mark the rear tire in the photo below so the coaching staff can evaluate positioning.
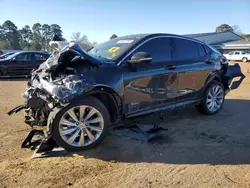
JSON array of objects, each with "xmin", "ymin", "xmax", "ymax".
[
  {"xmin": 242, "ymin": 57, "xmax": 248, "ymax": 63},
  {"xmin": 196, "ymin": 81, "xmax": 225, "ymax": 115},
  {"xmin": 51, "ymin": 96, "xmax": 110, "ymax": 152}
]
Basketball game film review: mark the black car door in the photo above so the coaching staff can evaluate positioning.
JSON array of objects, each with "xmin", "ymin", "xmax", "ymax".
[
  {"xmin": 6, "ymin": 53, "xmax": 28, "ymax": 75},
  {"xmin": 171, "ymin": 37, "xmax": 213, "ymax": 102},
  {"xmin": 33, "ymin": 53, "xmax": 49, "ymax": 70},
  {"xmin": 121, "ymin": 37, "xmax": 178, "ymax": 116},
  {"xmin": 23, "ymin": 53, "xmax": 36, "ymax": 74}
]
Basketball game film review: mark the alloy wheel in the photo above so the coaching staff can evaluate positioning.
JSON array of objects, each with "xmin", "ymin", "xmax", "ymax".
[
  {"xmin": 58, "ymin": 105, "xmax": 104, "ymax": 147},
  {"xmin": 206, "ymin": 85, "xmax": 224, "ymax": 112}
]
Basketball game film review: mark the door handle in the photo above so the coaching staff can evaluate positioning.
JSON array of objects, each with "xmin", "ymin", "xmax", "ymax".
[{"xmin": 166, "ymin": 65, "xmax": 176, "ymax": 70}]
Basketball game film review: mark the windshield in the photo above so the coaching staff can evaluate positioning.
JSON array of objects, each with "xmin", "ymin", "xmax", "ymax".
[{"xmin": 88, "ymin": 35, "xmax": 144, "ymax": 62}]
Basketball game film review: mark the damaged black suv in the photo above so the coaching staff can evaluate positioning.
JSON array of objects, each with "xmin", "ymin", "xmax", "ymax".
[{"xmin": 8, "ymin": 33, "xmax": 245, "ymax": 151}]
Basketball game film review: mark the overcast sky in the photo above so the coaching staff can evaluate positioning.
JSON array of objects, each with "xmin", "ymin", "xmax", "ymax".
[{"xmin": 1, "ymin": 0, "xmax": 250, "ymax": 43}]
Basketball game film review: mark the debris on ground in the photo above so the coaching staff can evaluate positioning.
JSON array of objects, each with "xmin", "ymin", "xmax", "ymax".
[
  {"xmin": 24, "ymin": 121, "xmax": 168, "ymax": 159},
  {"xmin": 110, "ymin": 122, "xmax": 168, "ymax": 142}
]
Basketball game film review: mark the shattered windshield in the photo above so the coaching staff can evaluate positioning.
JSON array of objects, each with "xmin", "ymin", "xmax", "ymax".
[{"xmin": 88, "ymin": 35, "xmax": 144, "ymax": 62}]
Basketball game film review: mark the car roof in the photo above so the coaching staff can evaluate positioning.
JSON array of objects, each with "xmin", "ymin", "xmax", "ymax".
[
  {"xmin": 14, "ymin": 51, "xmax": 49, "ymax": 55},
  {"xmin": 114, "ymin": 33, "xmax": 206, "ymax": 45}
]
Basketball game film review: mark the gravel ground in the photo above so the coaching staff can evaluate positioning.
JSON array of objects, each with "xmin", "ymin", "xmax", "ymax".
[{"xmin": 0, "ymin": 62, "xmax": 250, "ymax": 188}]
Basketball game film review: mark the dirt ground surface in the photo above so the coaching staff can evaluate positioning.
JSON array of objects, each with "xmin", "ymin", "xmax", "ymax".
[{"xmin": 0, "ymin": 62, "xmax": 250, "ymax": 188}]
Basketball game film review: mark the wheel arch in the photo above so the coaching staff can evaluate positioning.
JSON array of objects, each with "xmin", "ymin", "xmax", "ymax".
[
  {"xmin": 204, "ymin": 72, "xmax": 221, "ymax": 87},
  {"xmin": 78, "ymin": 85, "xmax": 123, "ymax": 123},
  {"xmin": 201, "ymin": 71, "xmax": 223, "ymax": 96}
]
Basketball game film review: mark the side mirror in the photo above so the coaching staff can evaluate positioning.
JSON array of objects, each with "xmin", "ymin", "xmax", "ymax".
[{"xmin": 127, "ymin": 52, "xmax": 152, "ymax": 64}]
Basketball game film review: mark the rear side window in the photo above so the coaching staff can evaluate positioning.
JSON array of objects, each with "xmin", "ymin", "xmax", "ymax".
[
  {"xmin": 241, "ymin": 52, "xmax": 245, "ymax": 55},
  {"xmin": 15, "ymin": 53, "xmax": 34, "ymax": 61},
  {"xmin": 132, "ymin": 37, "xmax": 172, "ymax": 63},
  {"xmin": 172, "ymin": 38, "xmax": 205, "ymax": 60},
  {"xmin": 26, "ymin": 53, "xmax": 33, "ymax": 61},
  {"xmin": 204, "ymin": 45, "xmax": 212, "ymax": 54},
  {"xmin": 15, "ymin": 54, "xmax": 26, "ymax": 61},
  {"xmin": 34, "ymin": 53, "xmax": 48, "ymax": 61},
  {"xmin": 198, "ymin": 44, "xmax": 206, "ymax": 57}
]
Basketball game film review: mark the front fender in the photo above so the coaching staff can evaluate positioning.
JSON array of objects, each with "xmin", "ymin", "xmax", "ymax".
[{"xmin": 77, "ymin": 84, "xmax": 123, "ymax": 107}]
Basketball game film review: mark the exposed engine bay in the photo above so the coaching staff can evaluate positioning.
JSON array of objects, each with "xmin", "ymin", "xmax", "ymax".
[
  {"xmin": 7, "ymin": 42, "xmax": 106, "ymax": 153},
  {"xmin": 18, "ymin": 42, "xmax": 100, "ymax": 127}
]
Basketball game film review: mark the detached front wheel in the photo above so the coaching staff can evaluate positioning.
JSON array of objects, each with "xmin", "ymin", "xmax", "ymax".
[
  {"xmin": 51, "ymin": 97, "xmax": 110, "ymax": 152},
  {"xmin": 196, "ymin": 81, "xmax": 225, "ymax": 115}
]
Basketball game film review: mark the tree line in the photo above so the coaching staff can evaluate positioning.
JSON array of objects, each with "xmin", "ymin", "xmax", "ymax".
[
  {"xmin": 216, "ymin": 24, "xmax": 250, "ymax": 40},
  {"xmin": 0, "ymin": 20, "xmax": 114, "ymax": 51},
  {"xmin": 0, "ymin": 20, "xmax": 249, "ymax": 51},
  {"xmin": 0, "ymin": 20, "xmax": 66, "ymax": 51}
]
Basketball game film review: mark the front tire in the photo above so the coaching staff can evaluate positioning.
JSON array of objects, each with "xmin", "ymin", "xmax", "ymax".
[
  {"xmin": 196, "ymin": 81, "xmax": 225, "ymax": 115},
  {"xmin": 51, "ymin": 96, "xmax": 110, "ymax": 152}
]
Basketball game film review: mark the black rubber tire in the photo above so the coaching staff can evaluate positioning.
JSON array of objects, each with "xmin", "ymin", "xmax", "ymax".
[
  {"xmin": 242, "ymin": 57, "xmax": 248, "ymax": 63},
  {"xmin": 51, "ymin": 96, "xmax": 111, "ymax": 152},
  {"xmin": 196, "ymin": 81, "xmax": 225, "ymax": 115}
]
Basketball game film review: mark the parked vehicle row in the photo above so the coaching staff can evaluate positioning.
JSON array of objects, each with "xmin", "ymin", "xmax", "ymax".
[
  {"xmin": 0, "ymin": 51, "xmax": 50, "ymax": 76},
  {"xmin": 224, "ymin": 51, "xmax": 250, "ymax": 62},
  {"xmin": 9, "ymin": 33, "xmax": 245, "ymax": 152}
]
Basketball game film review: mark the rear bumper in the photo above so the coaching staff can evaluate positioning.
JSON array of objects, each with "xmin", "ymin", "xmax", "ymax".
[{"xmin": 222, "ymin": 63, "xmax": 245, "ymax": 93}]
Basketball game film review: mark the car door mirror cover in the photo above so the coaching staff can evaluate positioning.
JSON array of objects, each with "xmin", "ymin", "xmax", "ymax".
[{"xmin": 127, "ymin": 52, "xmax": 152, "ymax": 65}]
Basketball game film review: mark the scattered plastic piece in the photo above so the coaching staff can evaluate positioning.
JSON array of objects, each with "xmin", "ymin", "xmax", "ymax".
[{"xmin": 110, "ymin": 123, "xmax": 167, "ymax": 142}]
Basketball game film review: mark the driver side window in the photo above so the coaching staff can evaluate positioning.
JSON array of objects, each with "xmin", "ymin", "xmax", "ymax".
[
  {"xmin": 130, "ymin": 37, "xmax": 172, "ymax": 63},
  {"xmin": 15, "ymin": 53, "xmax": 27, "ymax": 61}
]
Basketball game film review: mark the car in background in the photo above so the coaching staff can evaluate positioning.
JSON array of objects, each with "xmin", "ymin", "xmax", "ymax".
[
  {"xmin": 0, "ymin": 51, "xmax": 50, "ymax": 76},
  {"xmin": 224, "ymin": 51, "xmax": 250, "ymax": 62},
  {"xmin": 0, "ymin": 52, "xmax": 16, "ymax": 59}
]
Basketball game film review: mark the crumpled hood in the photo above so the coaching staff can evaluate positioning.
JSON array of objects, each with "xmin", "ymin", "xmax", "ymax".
[
  {"xmin": 36, "ymin": 42, "xmax": 100, "ymax": 73},
  {"xmin": 28, "ymin": 42, "xmax": 118, "ymax": 104}
]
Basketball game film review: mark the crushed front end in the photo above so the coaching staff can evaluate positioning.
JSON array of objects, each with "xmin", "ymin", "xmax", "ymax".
[{"xmin": 7, "ymin": 42, "xmax": 100, "ymax": 152}]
